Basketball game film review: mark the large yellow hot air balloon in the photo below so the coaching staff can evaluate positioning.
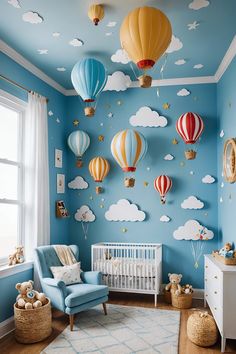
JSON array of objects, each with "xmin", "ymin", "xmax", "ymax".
[
  {"xmin": 120, "ymin": 7, "xmax": 172, "ymax": 87},
  {"xmin": 89, "ymin": 157, "xmax": 110, "ymax": 193}
]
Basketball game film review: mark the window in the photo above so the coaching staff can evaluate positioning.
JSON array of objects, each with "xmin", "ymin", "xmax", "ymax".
[{"xmin": 0, "ymin": 92, "xmax": 26, "ymax": 265}]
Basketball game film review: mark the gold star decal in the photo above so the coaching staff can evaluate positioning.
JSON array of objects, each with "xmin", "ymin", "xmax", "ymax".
[
  {"xmin": 144, "ymin": 181, "xmax": 149, "ymax": 187},
  {"xmin": 172, "ymin": 138, "xmax": 178, "ymax": 145},
  {"xmin": 73, "ymin": 119, "xmax": 79, "ymax": 126},
  {"xmin": 163, "ymin": 102, "xmax": 170, "ymax": 110},
  {"xmin": 98, "ymin": 135, "xmax": 104, "ymax": 142},
  {"xmin": 121, "ymin": 228, "xmax": 128, "ymax": 233}
]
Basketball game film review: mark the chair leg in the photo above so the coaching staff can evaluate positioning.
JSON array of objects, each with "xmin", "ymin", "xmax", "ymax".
[
  {"xmin": 102, "ymin": 303, "xmax": 107, "ymax": 316},
  {"xmin": 69, "ymin": 314, "xmax": 74, "ymax": 331}
]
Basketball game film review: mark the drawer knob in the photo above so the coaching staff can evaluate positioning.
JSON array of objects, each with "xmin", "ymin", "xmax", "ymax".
[
  {"xmin": 214, "ymin": 276, "xmax": 218, "ymax": 279},
  {"xmin": 205, "ymin": 294, "xmax": 208, "ymax": 297},
  {"xmin": 214, "ymin": 291, "xmax": 217, "ymax": 294},
  {"xmin": 205, "ymin": 278, "xmax": 207, "ymax": 281},
  {"xmin": 214, "ymin": 307, "xmax": 217, "ymax": 310},
  {"xmin": 205, "ymin": 265, "xmax": 208, "ymax": 268}
]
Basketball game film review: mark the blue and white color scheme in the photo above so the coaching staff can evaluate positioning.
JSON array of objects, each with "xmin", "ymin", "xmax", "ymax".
[{"xmin": 67, "ymin": 130, "xmax": 90, "ymax": 159}]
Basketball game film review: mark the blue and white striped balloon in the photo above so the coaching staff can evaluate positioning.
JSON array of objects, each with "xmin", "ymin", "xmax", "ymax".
[{"xmin": 67, "ymin": 130, "xmax": 90, "ymax": 158}]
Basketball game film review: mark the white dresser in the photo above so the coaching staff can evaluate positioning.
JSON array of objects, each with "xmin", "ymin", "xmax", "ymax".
[{"xmin": 204, "ymin": 254, "xmax": 236, "ymax": 352}]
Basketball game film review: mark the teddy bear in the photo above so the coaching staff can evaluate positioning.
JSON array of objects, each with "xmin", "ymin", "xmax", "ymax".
[
  {"xmin": 219, "ymin": 242, "xmax": 234, "ymax": 258},
  {"xmin": 165, "ymin": 273, "xmax": 182, "ymax": 295},
  {"xmin": 15, "ymin": 280, "xmax": 47, "ymax": 310},
  {"xmin": 8, "ymin": 246, "xmax": 24, "ymax": 266}
]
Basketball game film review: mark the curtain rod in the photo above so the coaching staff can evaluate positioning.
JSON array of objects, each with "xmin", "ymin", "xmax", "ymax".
[{"xmin": 0, "ymin": 74, "xmax": 49, "ymax": 103}]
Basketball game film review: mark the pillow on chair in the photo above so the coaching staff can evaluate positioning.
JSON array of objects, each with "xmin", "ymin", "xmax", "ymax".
[{"xmin": 50, "ymin": 262, "xmax": 82, "ymax": 285}]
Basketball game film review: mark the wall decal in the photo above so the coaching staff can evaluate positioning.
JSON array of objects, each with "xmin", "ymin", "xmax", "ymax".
[
  {"xmin": 172, "ymin": 138, "xmax": 178, "ymax": 145},
  {"xmin": 181, "ymin": 196, "xmax": 204, "ymax": 209},
  {"xmin": 190, "ymin": 171, "xmax": 194, "ymax": 175},
  {"xmin": 154, "ymin": 175, "xmax": 172, "ymax": 204},
  {"xmin": 56, "ymin": 118, "xmax": 60, "ymax": 123},
  {"xmin": 52, "ymin": 32, "xmax": 60, "ymax": 37},
  {"xmin": 48, "ymin": 110, "xmax": 53, "ymax": 116},
  {"xmin": 105, "ymin": 32, "xmax": 112, "ymax": 36},
  {"xmin": 143, "ymin": 181, "xmax": 149, "ymax": 187},
  {"xmin": 37, "ymin": 49, "xmax": 48, "ymax": 55},
  {"xmin": 221, "ymin": 182, "xmax": 224, "ymax": 188},
  {"xmin": 202, "ymin": 174, "xmax": 215, "ymax": 184},
  {"xmin": 111, "ymin": 49, "xmax": 131, "ymax": 64},
  {"xmin": 160, "ymin": 215, "xmax": 171, "ymax": 223},
  {"xmin": 220, "ymin": 129, "xmax": 225, "ymax": 138},
  {"xmin": 8, "ymin": 0, "xmax": 21, "ymax": 8},
  {"xmin": 68, "ymin": 176, "xmax": 88, "ymax": 190},
  {"xmin": 121, "ymin": 228, "xmax": 128, "ymax": 233},
  {"xmin": 107, "ymin": 21, "xmax": 117, "ymax": 27},
  {"xmin": 163, "ymin": 102, "xmax": 170, "ymax": 110},
  {"xmin": 75, "ymin": 205, "xmax": 95, "ymax": 239},
  {"xmin": 164, "ymin": 154, "xmax": 174, "ymax": 161},
  {"xmin": 69, "ymin": 38, "xmax": 84, "ymax": 47},
  {"xmin": 166, "ymin": 35, "xmax": 183, "ymax": 53},
  {"xmin": 22, "ymin": 11, "xmax": 43, "ymax": 24},
  {"xmin": 107, "ymin": 112, "xmax": 113, "ymax": 118},
  {"xmin": 180, "ymin": 161, "xmax": 185, "ymax": 167},
  {"xmin": 89, "ymin": 195, "xmax": 93, "ymax": 201},
  {"xmin": 57, "ymin": 174, "xmax": 65, "ymax": 194},
  {"xmin": 117, "ymin": 100, "xmax": 122, "ymax": 106},
  {"xmin": 220, "ymin": 197, "xmax": 223, "ymax": 203},
  {"xmin": 100, "ymin": 204, "xmax": 104, "ymax": 208},
  {"xmin": 147, "ymin": 167, "xmax": 151, "ymax": 171},
  {"xmin": 73, "ymin": 119, "xmax": 79, "ymax": 126},
  {"xmin": 98, "ymin": 135, "xmax": 104, "ymax": 142},
  {"xmin": 67, "ymin": 130, "xmax": 90, "ymax": 168},
  {"xmin": 177, "ymin": 88, "xmax": 190, "ymax": 97},
  {"xmin": 189, "ymin": 0, "xmax": 210, "ymax": 10},
  {"xmin": 188, "ymin": 21, "xmax": 199, "ymax": 30},
  {"xmin": 100, "ymin": 123, "xmax": 104, "ymax": 127},
  {"xmin": 129, "ymin": 106, "xmax": 168, "ymax": 128},
  {"xmin": 57, "ymin": 67, "xmax": 66, "ymax": 72},
  {"xmin": 105, "ymin": 199, "xmax": 146, "ymax": 222},
  {"xmin": 104, "ymin": 71, "xmax": 131, "ymax": 92},
  {"xmin": 194, "ymin": 64, "xmax": 204, "ymax": 69},
  {"xmin": 55, "ymin": 149, "xmax": 63, "ymax": 168},
  {"xmin": 175, "ymin": 59, "xmax": 186, "ymax": 65}
]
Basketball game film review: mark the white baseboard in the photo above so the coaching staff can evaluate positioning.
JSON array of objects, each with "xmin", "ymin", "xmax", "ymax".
[{"xmin": 0, "ymin": 316, "xmax": 14, "ymax": 339}]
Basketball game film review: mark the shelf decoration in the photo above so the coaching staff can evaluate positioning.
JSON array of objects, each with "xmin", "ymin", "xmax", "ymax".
[
  {"xmin": 160, "ymin": 215, "xmax": 171, "ymax": 223},
  {"xmin": 129, "ymin": 106, "xmax": 167, "ymax": 128},
  {"xmin": 57, "ymin": 174, "xmax": 65, "ymax": 193},
  {"xmin": 88, "ymin": 4, "xmax": 104, "ymax": 26},
  {"xmin": 74, "ymin": 205, "xmax": 95, "ymax": 239},
  {"xmin": 223, "ymin": 138, "xmax": 236, "ymax": 183},
  {"xmin": 105, "ymin": 199, "xmax": 146, "ymax": 222},
  {"xmin": 67, "ymin": 130, "xmax": 90, "ymax": 167},
  {"xmin": 88, "ymin": 157, "xmax": 110, "ymax": 194},
  {"xmin": 154, "ymin": 175, "xmax": 172, "ymax": 204},
  {"xmin": 104, "ymin": 71, "xmax": 131, "ymax": 92},
  {"xmin": 181, "ymin": 196, "xmax": 204, "ymax": 209},
  {"xmin": 68, "ymin": 176, "xmax": 88, "ymax": 190},
  {"xmin": 56, "ymin": 200, "xmax": 69, "ymax": 218},
  {"xmin": 202, "ymin": 174, "xmax": 215, "ymax": 184},
  {"xmin": 55, "ymin": 149, "xmax": 63, "ymax": 168}
]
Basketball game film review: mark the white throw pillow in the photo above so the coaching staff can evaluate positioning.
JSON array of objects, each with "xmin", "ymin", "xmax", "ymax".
[{"xmin": 50, "ymin": 262, "xmax": 82, "ymax": 285}]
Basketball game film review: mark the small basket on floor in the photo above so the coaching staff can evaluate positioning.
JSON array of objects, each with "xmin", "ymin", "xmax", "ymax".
[
  {"xmin": 171, "ymin": 292, "xmax": 193, "ymax": 309},
  {"xmin": 14, "ymin": 298, "xmax": 52, "ymax": 343},
  {"xmin": 164, "ymin": 289, "xmax": 172, "ymax": 304},
  {"xmin": 187, "ymin": 311, "xmax": 218, "ymax": 347}
]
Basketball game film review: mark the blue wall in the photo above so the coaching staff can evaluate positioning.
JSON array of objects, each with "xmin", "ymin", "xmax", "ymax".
[{"xmin": 217, "ymin": 57, "xmax": 236, "ymax": 244}]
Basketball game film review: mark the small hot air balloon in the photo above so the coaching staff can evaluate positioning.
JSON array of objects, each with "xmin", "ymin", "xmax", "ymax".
[
  {"xmin": 67, "ymin": 130, "xmax": 90, "ymax": 167},
  {"xmin": 71, "ymin": 58, "xmax": 107, "ymax": 117},
  {"xmin": 154, "ymin": 175, "xmax": 172, "ymax": 204},
  {"xmin": 89, "ymin": 157, "xmax": 110, "ymax": 194},
  {"xmin": 120, "ymin": 7, "xmax": 172, "ymax": 88},
  {"xmin": 88, "ymin": 4, "xmax": 104, "ymax": 26},
  {"xmin": 176, "ymin": 112, "xmax": 204, "ymax": 160}
]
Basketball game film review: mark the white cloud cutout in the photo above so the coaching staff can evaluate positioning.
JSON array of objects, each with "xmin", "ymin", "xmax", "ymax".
[
  {"xmin": 220, "ymin": 130, "xmax": 225, "ymax": 138},
  {"xmin": 8, "ymin": 0, "xmax": 21, "ymax": 8},
  {"xmin": 202, "ymin": 175, "xmax": 215, "ymax": 184},
  {"xmin": 37, "ymin": 49, "xmax": 48, "ymax": 55},
  {"xmin": 105, "ymin": 32, "xmax": 112, "ymax": 36},
  {"xmin": 160, "ymin": 215, "xmax": 171, "ymax": 223},
  {"xmin": 107, "ymin": 21, "xmax": 117, "ymax": 27},
  {"xmin": 164, "ymin": 154, "xmax": 174, "ymax": 161},
  {"xmin": 103, "ymin": 71, "xmax": 131, "ymax": 92},
  {"xmin": 75, "ymin": 205, "xmax": 95, "ymax": 222},
  {"xmin": 166, "ymin": 35, "xmax": 183, "ymax": 54},
  {"xmin": 105, "ymin": 199, "xmax": 146, "ymax": 222},
  {"xmin": 194, "ymin": 64, "xmax": 204, "ymax": 69},
  {"xmin": 22, "ymin": 11, "xmax": 43, "ymax": 24},
  {"xmin": 181, "ymin": 196, "xmax": 204, "ymax": 209},
  {"xmin": 129, "ymin": 106, "xmax": 168, "ymax": 128},
  {"xmin": 69, "ymin": 38, "xmax": 84, "ymax": 47},
  {"xmin": 57, "ymin": 67, "xmax": 66, "ymax": 72},
  {"xmin": 68, "ymin": 176, "xmax": 88, "ymax": 190},
  {"xmin": 111, "ymin": 49, "xmax": 131, "ymax": 64},
  {"xmin": 175, "ymin": 59, "xmax": 186, "ymax": 65},
  {"xmin": 173, "ymin": 220, "xmax": 214, "ymax": 240},
  {"xmin": 189, "ymin": 0, "xmax": 210, "ymax": 10},
  {"xmin": 52, "ymin": 32, "xmax": 60, "ymax": 37},
  {"xmin": 177, "ymin": 88, "xmax": 191, "ymax": 96},
  {"xmin": 48, "ymin": 110, "xmax": 53, "ymax": 116}
]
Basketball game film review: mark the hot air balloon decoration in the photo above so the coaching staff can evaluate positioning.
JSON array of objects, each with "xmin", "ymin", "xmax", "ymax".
[
  {"xmin": 154, "ymin": 175, "xmax": 172, "ymax": 204},
  {"xmin": 120, "ymin": 7, "xmax": 172, "ymax": 88},
  {"xmin": 111, "ymin": 129, "xmax": 147, "ymax": 187},
  {"xmin": 71, "ymin": 58, "xmax": 107, "ymax": 117},
  {"xmin": 67, "ymin": 130, "xmax": 90, "ymax": 167},
  {"xmin": 176, "ymin": 112, "xmax": 204, "ymax": 160},
  {"xmin": 88, "ymin": 4, "xmax": 104, "ymax": 26},
  {"xmin": 89, "ymin": 157, "xmax": 110, "ymax": 194}
]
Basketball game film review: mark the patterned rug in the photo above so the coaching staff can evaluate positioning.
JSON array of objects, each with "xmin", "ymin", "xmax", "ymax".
[{"xmin": 42, "ymin": 304, "xmax": 180, "ymax": 354}]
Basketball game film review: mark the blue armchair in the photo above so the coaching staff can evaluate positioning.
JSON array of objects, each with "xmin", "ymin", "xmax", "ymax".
[{"xmin": 34, "ymin": 245, "xmax": 108, "ymax": 330}]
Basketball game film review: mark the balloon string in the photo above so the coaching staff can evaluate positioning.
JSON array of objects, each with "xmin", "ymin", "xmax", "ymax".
[
  {"xmin": 160, "ymin": 54, "xmax": 168, "ymax": 80},
  {"xmin": 129, "ymin": 62, "xmax": 139, "ymax": 80}
]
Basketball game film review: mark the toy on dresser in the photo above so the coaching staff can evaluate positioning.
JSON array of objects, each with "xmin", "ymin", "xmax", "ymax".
[
  {"xmin": 212, "ymin": 242, "xmax": 236, "ymax": 265},
  {"xmin": 218, "ymin": 242, "xmax": 234, "ymax": 258}
]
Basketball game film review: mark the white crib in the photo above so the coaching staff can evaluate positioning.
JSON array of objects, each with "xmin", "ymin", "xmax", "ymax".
[{"xmin": 92, "ymin": 242, "xmax": 162, "ymax": 306}]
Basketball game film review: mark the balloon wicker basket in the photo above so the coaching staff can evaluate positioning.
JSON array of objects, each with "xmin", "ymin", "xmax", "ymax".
[
  {"xmin": 185, "ymin": 150, "xmax": 197, "ymax": 160},
  {"xmin": 84, "ymin": 107, "xmax": 95, "ymax": 117},
  {"xmin": 95, "ymin": 186, "xmax": 103, "ymax": 194},
  {"xmin": 138, "ymin": 75, "xmax": 152, "ymax": 88},
  {"xmin": 76, "ymin": 159, "xmax": 83, "ymax": 168},
  {"xmin": 124, "ymin": 177, "xmax": 135, "ymax": 188}
]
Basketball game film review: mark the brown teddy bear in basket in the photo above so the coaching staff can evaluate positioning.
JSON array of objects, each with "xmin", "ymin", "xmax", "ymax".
[
  {"xmin": 15, "ymin": 280, "xmax": 47, "ymax": 310},
  {"xmin": 165, "ymin": 273, "xmax": 182, "ymax": 295}
]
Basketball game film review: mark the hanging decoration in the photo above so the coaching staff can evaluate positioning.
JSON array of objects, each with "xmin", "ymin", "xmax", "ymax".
[
  {"xmin": 88, "ymin": 157, "xmax": 110, "ymax": 194},
  {"xmin": 120, "ymin": 6, "xmax": 172, "ymax": 88},
  {"xmin": 88, "ymin": 4, "xmax": 104, "ymax": 26},
  {"xmin": 71, "ymin": 58, "xmax": 107, "ymax": 117},
  {"xmin": 74, "ymin": 205, "xmax": 96, "ymax": 240},
  {"xmin": 67, "ymin": 130, "xmax": 90, "ymax": 167},
  {"xmin": 176, "ymin": 112, "xmax": 204, "ymax": 160},
  {"xmin": 111, "ymin": 129, "xmax": 147, "ymax": 187},
  {"xmin": 154, "ymin": 175, "xmax": 172, "ymax": 204}
]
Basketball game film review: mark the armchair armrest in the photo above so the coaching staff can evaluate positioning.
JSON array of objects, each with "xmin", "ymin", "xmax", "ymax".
[
  {"xmin": 42, "ymin": 277, "xmax": 67, "ymax": 298},
  {"xmin": 81, "ymin": 271, "xmax": 102, "ymax": 285}
]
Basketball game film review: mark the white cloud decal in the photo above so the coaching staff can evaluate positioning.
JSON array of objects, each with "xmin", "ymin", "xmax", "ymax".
[
  {"xmin": 220, "ymin": 130, "xmax": 225, "ymax": 138},
  {"xmin": 181, "ymin": 196, "xmax": 204, "ymax": 209},
  {"xmin": 189, "ymin": 0, "xmax": 210, "ymax": 10},
  {"xmin": 57, "ymin": 67, "xmax": 66, "ymax": 72},
  {"xmin": 69, "ymin": 38, "xmax": 84, "ymax": 47},
  {"xmin": 22, "ymin": 11, "xmax": 43, "ymax": 24},
  {"xmin": 52, "ymin": 32, "xmax": 60, "ymax": 37},
  {"xmin": 37, "ymin": 49, "xmax": 48, "ymax": 55},
  {"xmin": 164, "ymin": 154, "xmax": 174, "ymax": 161},
  {"xmin": 175, "ymin": 59, "xmax": 186, "ymax": 65},
  {"xmin": 107, "ymin": 21, "xmax": 117, "ymax": 27},
  {"xmin": 105, "ymin": 199, "xmax": 146, "ymax": 222},
  {"xmin": 75, "ymin": 205, "xmax": 95, "ymax": 222},
  {"xmin": 202, "ymin": 175, "xmax": 215, "ymax": 184},
  {"xmin": 166, "ymin": 35, "xmax": 183, "ymax": 54},
  {"xmin": 103, "ymin": 71, "xmax": 131, "ymax": 92},
  {"xmin": 68, "ymin": 176, "xmax": 88, "ymax": 190},
  {"xmin": 194, "ymin": 64, "xmax": 204, "ymax": 69},
  {"xmin": 173, "ymin": 220, "xmax": 214, "ymax": 240},
  {"xmin": 160, "ymin": 215, "xmax": 171, "ymax": 223},
  {"xmin": 8, "ymin": 0, "xmax": 21, "ymax": 8},
  {"xmin": 177, "ymin": 88, "xmax": 191, "ymax": 96},
  {"xmin": 111, "ymin": 49, "xmax": 131, "ymax": 64},
  {"xmin": 129, "ymin": 106, "xmax": 167, "ymax": 128}
]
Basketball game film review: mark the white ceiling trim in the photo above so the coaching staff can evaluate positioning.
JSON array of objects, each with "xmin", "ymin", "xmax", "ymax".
[{"xmin": 214, "ymin": 35, "xmax": 236, "ymax": 82}]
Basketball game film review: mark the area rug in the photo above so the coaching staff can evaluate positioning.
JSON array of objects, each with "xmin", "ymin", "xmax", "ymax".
[{"xmin": 42, "ymin": 304, "xmax": 180, "ymax": 354}]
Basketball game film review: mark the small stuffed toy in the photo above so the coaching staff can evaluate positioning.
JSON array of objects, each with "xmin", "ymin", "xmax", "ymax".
[
  {"xmin": 15, "ymin": 280, "xmax": 47, "ymax": 310},
  {"xmin": 165, "ymin": 273, "xmax": 182, "ymax": 295},
  {"xmin": 182, "ymin": 284, "xmax": 193, "ymax": 294},
  {"xmin": 8, "ymin": 246, "xmax": 24, "ymax": 266},
  {"xmin": 219, "ymin": 242, "xmax": 234, "ymax": 258}
]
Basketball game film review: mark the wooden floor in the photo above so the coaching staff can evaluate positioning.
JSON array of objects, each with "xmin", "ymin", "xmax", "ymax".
[{"xmin": 1, "ymin": 292, "xmax": 236, "ymax": 354}]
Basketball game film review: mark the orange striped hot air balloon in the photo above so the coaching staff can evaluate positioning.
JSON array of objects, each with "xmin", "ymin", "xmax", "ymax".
[{"xmin": 89, "ymin": 157, "xmax": 110, "ymax": 184}]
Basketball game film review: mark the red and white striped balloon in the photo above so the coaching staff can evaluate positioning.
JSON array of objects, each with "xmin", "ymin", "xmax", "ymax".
[
  {"xmin": 176, "ymin": 112, "xmax": 204, "ymax": 144},
  {"xmin": 154, "ymin": 175, "xmax": 172, "ymax": 204}
]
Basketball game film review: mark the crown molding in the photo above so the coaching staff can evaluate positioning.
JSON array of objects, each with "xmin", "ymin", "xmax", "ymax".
[{"xmin": 215, "ymin": 35, "xmax": 236, "ymax": 82}]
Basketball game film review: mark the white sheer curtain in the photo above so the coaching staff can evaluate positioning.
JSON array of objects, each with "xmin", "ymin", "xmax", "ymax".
[{"xmin": 24, "ymin": 92, "xmax": 50, "ymax": 261}]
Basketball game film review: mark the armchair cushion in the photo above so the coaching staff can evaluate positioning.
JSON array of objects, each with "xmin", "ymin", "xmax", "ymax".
[{"xmin": 65, "ymin": 283, "xmax": 108, "ymax": 308}]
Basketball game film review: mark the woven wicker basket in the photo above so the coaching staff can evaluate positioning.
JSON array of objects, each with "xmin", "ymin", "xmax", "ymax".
[
  {"xmin": 185, "ymin": 150, "xmax": 197, "ymax": 160},
  {"xmin": 171, "ymin": 292, "xmax": 193, "ymax": 309},
  {"xmin": 212, "ymin": 251, "xmax": 236, "ymax": 265},
  {"xmin": 164, "ymin": 290, "xmax": 172, "ymax": 304},
  {"xmin": 138, "ymin": 75, "xmax": 152, "ymax": 88},
  {"xmin": 14, "ymin": 298, "xmax": 52, "ymax": 344},
  {"xmin": 187, "ymin": 312, "xmax": 218, "ymax": 347},
  {"xmin": 84, "ymin": 107, "xmax": 95, "ymax": 117}
]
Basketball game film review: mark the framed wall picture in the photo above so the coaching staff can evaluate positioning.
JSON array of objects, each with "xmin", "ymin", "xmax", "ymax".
[
  {"xmin": 57, "ymin": 174, "xmax": 65, "ymax": 193},
  {"xmin": 55, "ymin": 149, "xmax": 63, "ymax": 168}
]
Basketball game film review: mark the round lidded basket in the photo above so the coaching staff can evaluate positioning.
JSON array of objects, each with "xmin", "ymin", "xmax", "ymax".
[
  {"xmin": 14, "ymin": 298, "xmax": 52, "ymax": 343},
  {"xmin": 187, "ymin": 311, "xmax": 218, "ymax": 347},
  {"xmin": 171, "ymin": 292, "xmax": 193, "ymax": 309}
]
